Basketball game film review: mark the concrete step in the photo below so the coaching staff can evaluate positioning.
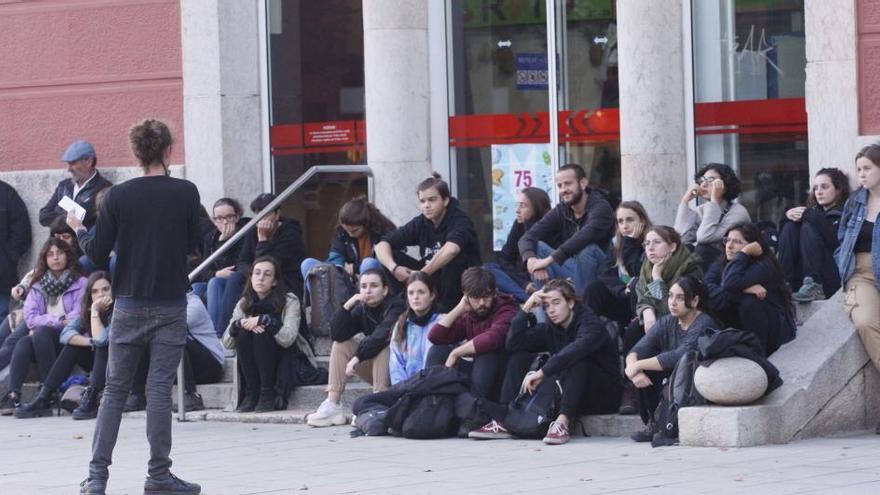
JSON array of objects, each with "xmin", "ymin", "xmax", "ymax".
[
  {"xmin": 579, "ymin": 414, "xmax": 644, "ymax": 437},
  {"xmin": 179, "ymin": 380, "xmax": 371, "ymax": 411}
]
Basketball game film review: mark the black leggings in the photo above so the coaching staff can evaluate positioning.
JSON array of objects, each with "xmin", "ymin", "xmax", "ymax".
[
  {"xmin": 425, "ymin": 344, "xmax": 507, "ymax": 401},
  {"xmin": 41, "ymin": 344, "xmax": 108, "ymax": 393},
  {"xmin": 777, "ymin": 220, "xmax": 840, "ymax": 295},
  {"xmin": 235, "ymin": 330, "xmax": 279, "ymax": 398},
  {"xmin": 714, "ymin": 295, "xmax": 786, "ymax": 356},
  {"xmin": 8, "ymin": 326, "xmax": 62, "ymax": 393},
  {"xmin": 0, "ymin": 319, "xmax": 28, "ymax": 371},
  {"xmin": 636, "ymin": 370, "xmax": 669, "ymax": 425},
  {"xmin": 131, "ymin": 338, "xmax": 224, "ymax": 395},
  {"xmin": 622, "ymin": 319, "xmax": 646, "ymax": 357}
]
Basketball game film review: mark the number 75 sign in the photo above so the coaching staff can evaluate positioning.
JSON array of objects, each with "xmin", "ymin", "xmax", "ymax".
[{"xmin": 490, "ymin": 143, "xmax": 554, "ymax": 251}]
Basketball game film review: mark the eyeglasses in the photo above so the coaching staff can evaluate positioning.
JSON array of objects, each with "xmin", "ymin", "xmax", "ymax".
[
  {"xmin": 642, "ymin": 239, "xmax": 666, "ymax": 248},
  {"xmin": 722, "ymin": 237, "xmax": 747, "ymax": 246},
  {"xmin": 697, "ymin": 176, "xmax": 719, "ymax": 185},
  {"xmin": 213, "ymin": 214, "xmax": 239, "ymax": 222}
]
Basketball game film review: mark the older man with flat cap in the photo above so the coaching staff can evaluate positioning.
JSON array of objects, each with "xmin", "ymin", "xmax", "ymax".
[{"xmin": 39, "ymin": 139, "xmax": 112, "ymax": 230}]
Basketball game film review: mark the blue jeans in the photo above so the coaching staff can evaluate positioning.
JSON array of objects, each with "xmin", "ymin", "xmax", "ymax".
[
  {"xmin": 535, "ymin": 241, "xmax": 605, "ymax": 295},
  {"xmin": 484, "ymin": 263, "xmax": 529, "ymax": 302},
  {"xmin": 79, "ymin": 254, "xmax": 117, "ymax": 277},
  {"xmin": 191, "ymin": 282, "xmax": 208, "ymax": 302},
  {"xmin": 0, "ymin": 293, "xmax": 8, "ymax": 320},
  {"xmin": 207, "ymin": 272, "xmax": 247, "ymax": 337}
]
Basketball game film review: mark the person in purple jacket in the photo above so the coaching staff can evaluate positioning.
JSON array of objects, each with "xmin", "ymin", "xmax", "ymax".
[{"xmin": 0, "ymin": 238, "xmax": 86, "ymax": 414}]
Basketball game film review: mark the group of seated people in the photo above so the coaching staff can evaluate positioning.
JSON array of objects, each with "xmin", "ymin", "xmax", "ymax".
[{"xmin": 3, "ymin": 145, "xmax": 876, "ymax": 443}]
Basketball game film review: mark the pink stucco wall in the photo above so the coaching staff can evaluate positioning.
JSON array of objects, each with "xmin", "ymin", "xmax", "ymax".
[
  {"xmin": 0, "ymin": 0, "xmax": 184, "ymax": 172},
  {"xmin": 859, "ymin": 0, "xmax": 880, "ymax": 135}
]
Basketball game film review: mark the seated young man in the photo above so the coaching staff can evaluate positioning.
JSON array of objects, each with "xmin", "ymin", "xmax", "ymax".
[
  {"xmin": 518, "ymin": 163, "xmax": 615, "ymax": 294},
  {"xmin": 425, "ymin": 267, "xmax": 518, "ymax": 400},
  {"xmin": 375, "ymin": 174, "xmax": 481, "ymax": 311}
]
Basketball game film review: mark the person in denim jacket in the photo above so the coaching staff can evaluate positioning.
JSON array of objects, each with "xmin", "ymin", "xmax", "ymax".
[{"xmin": 835, "ymin": 144, "xmax": 880, "ymax": 435}]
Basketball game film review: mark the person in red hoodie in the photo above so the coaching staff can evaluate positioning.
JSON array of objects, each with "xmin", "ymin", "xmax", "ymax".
[{"xmin": 426, "ymin": 267, "xmax": 518, "ymax": 400}]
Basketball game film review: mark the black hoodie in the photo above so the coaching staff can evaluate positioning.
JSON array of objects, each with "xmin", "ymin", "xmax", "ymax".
[
  {"xmin": 236, "ymin": 217, "xmax": 306, "ymax": 298},
  {"xmin": 382, "ymin": 197, "xmax": 481, "ymax": 267}
]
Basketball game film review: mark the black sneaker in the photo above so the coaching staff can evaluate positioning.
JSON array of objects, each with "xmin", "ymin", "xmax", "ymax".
[
  {"xmin": 172, "ymin": 391, "xmax": 205, "ymax": 413},
  {"xmin": 79, "ymin": 477, "xmax": 107, "ymax": 494},
  {"xmin": 254, "ymin": 392, "xmax": 276, "ymax": 413},
  {"xmin": 630, "ymin": 422, "xmax": 658, "ymax": 443},
  {"xmin": 0, "ymin": 391, "xmax": 21, "ymax": 416},
  {"xmin": 72, "ymin": 387, "xmax": 100, "ymax": 420},
  {"xmin": 235, "ymin": 394, "xmax": 258, "ymax": 413},
  {"xmin": 14, "ymin": 395, "xmax": 53, "ymax": 419},
  {"xmin": 123, "ymin": 392, "xmax": 146, "ymax": 413},
  {"xmin": 143, "ymin": 473, "xmax": 201, "ymax": 494}
]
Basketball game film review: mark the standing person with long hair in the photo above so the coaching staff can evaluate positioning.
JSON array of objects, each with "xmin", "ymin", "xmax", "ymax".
[
  {"xmin": 835, "ymin": 144, "xmax": 880, "ymax": 434},
  {"xmin": 484, "ymin": 187, "xmax": 552, "ymax": 302},
  {"xmin": 390, "ymin": 272, "xmax": 444, "ymax": 384},
  {"xmin": 777, "ymin": 168, "xmax": 850, "ymax": 302},
  {"xmin": 70, "ymin": 119, "xmax": 202, "ymax": 495},
  {"xmin": 704, "ymin": 223, "xmax": 796, "ymax": 356}
]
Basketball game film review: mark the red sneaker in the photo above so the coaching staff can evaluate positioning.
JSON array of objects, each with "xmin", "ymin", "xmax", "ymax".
[
  {"xmin": 468, "ymin": 420, "xmax": 512, "ymax": 440},
  {"xmin": 542, "ymin": 420, "xmax": 570, "ymax": 445}
]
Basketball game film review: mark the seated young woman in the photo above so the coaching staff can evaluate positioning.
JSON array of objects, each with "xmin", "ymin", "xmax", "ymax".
[
  {"xmin": 777, "ymin": 168, "xmax": 850, "ymax": 302},
  {"xmin": 469, "ymin": 279, "xmax": 620, "ymax": 445},
  {"xmin": 390, "ymin": 272, "xmax": 444, "ymax": 385},
  {"xmin": 705, "ymin": 223, "xmax": 796, "ymax": 356},
  {"xmin": 624, "ymin": 276, "xmax": 718, "ymax": 442},
  {"xmin": 14, "ymin": 271, "xmax": 113, "ymax": 419},
  {"xmin": 0, "ymin": 238, "xmax": 87, "ymax": 415},
  {"xmin": 222, "ymin": 255, "xmax": 312, "ymax": 413},
  {"xmin": 584, "ymin": 201, "xmax": 652, "ymax": 328},
  {"xmin": 484, "ymin": 187, "xmax": 551, "ymax": 302},
  {"xmin": 307, "ymin": 268, "xmax": 405, "ymax": 427},
  {"xmin": 192, "ymin": 198, "xmax": 249, "ymax": 307}
]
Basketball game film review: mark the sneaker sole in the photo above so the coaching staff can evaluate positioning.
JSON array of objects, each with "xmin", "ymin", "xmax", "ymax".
[
  {"xmin": 468, "ymin": 433, "xmax": 512, "ymax": 440},
  {"xmin": 306, "ymin": 414, "xmax": 347, "ymax": 427},
  {"xmin": 144, "ymin": 490, "xmax": 200, "ymax": 495},
  {"xmin": 542, "ymin": 436, "xmax": 570, "ymax": 445},
  {"xmin": 14, "ymin": 409, "xmax": 53, "ymax": 419}
]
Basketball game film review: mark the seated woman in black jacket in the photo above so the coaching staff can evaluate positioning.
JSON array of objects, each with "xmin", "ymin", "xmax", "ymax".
[
  {"xmin": 484, "ymin": 187, "xmax": 551, "ymax": 302},
  {"xmin": 307, "ymin": 269, "xmax": 405, "ymax": 427},
  {"xmin": 625, "ymin": 276, "xmax": 718, "ymax": 442},
  {"xmin": 584, "ymin": 201, "xmax": 652, "ymax": 328},
  {"xmin": 468, "ymin": 279, "xmax": 620, "ymax": 445},
  {"xmin": 777, "ymin": 167, "xmax": 850, "ymax": 302},
  {"xmin": 705, "ymin": 223, "xmax": 796, "ymax": 356}
]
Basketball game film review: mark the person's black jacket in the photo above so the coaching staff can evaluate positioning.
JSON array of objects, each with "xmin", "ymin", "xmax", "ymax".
[
  {"xmin": 779, "ymin": 204, "xmax": 842, "ymax": 249},
  {"xmin": 236, "ymin": 217, "xmax": 306, "ymax": 298},
  {"xmin": 697, "ymin": 327, "xmax": 783, "ymax": 394},
  {"xmin": 506, "ymin": 305, "xmax": 618, "ymax": 379},
  {"xmin": 382, "ymin": 197, "xmax": 481, "ymax": 267},
  {"xmin": 330, "ymin": 294, "xmax": 406, "ymax": 361},
  {"xmin": 328, "ymin": 224, "xmax": 393, "ymax": 269},
  {"xmin": 39, "ymin": 171, "xmax": 112, "ymax": 229},
  {"xmin": 518, "ymin": 187, "xmax": 614, "ymax": 264},
  {"xmin": 597, "ymin": 236, "xmax": 644, "ymax": 298},
  {"xmin": 0, "ymin": 181, "xmax": 32, "ymax": 290},
  {"xmin": 194, "ymin": 217, "xmax": 251, "ymax": 282},
  {"xmin": 705, "ymin": 253, "xmax": 788, "ymax": 312}
]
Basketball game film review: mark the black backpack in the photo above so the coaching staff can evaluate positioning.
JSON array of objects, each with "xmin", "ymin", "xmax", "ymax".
[
  {"xmin": 652, "ymin": 350, "xmax": 705, "ymax": 446},
  {"xmin": 305, "ymin": 263, "xmax": 353, "ymax": 337},
  {"xmin": 503, "ymin": 376, "xmax": 563, "ymax": 439}
]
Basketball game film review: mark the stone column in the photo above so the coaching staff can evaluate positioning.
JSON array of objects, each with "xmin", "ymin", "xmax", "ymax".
[
  {"xmin": 805, "ymin": 0, "xmax": 879, "ymax": 179},
  {"xmin": 362, "ymin": 0, "xmax": 432, "ymax": 226},
  {"xmin": 180, "ymin": 0, "xmax": 264, "ymax": 208},
  {"xmin": 617, "ymin": 0, "xmax": 688, "ymax": 225}
]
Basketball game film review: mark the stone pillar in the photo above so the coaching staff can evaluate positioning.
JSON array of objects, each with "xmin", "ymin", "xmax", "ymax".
[
  {"xmin": 805, "ymin": 0, "xmax": 879, "ymax": 179},
  {"xmin": 362, "ymin": 0, "xmax": 431, "ymax": 226},
  {"xmin": 181, "ymin": 0, "xmax": 264, "ymax": 208},
  {"xmin": 617, "ymin": 0, "xmax": 688, "ymax": 225}
]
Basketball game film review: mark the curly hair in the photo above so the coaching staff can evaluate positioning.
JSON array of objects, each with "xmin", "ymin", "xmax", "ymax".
[
  {"xmin": 695, "ymin": 163, "xmax": 742, "ymax": 202},
  {"xmin": 806, "ymin": 168, "xmax": 850, "ymax": 209},
  {"xmin": 129, "ymin": 119, "xmax": 173, "ymax": 168}
]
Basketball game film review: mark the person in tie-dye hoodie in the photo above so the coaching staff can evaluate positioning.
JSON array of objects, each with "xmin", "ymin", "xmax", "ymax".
[{"xmin": 390, "ymin": 272, "xmax": 444, "ymax": 384}]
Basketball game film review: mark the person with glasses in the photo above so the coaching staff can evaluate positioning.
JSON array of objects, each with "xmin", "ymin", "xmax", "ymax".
[
  {"xmin": 704, "ymin": 223, "xmax": 796, "ymax": 356},
  {"xmin": 426, "ymin": 266, "xmax": 518, "ymax": 401},
  {"xmin": 835, "ymin": 144, "xmax": 880, "ymax": 434},
  {"xmin": 676, "ymin": 163, "xmax": 751, "ymax": 270}
]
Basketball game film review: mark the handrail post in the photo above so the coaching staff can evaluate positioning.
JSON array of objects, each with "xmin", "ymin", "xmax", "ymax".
[{"xmin": 176, "ymin": 165, "xmax": 373, "ymax": 421}]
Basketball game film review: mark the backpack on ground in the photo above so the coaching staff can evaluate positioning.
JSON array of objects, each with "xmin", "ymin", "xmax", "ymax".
[
  {"xmin": 652, "ymin": 350, "xmax": 705, "ymax": 447},
  {"xmin": 306, "ymin": 263, "xmax": 353, "ymax": 337},
  {"xmin": 503, "ymin": 375, "xmax": 563, "ymax": 439},
  {"xmin": 383, "ymin": 366, "xmax": 470, "ymax": 439}
]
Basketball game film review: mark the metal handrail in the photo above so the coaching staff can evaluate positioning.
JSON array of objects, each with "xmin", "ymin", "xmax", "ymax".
[{"xmin": 177, "ymin": 164, "xmax": 374, "ymax": 421}]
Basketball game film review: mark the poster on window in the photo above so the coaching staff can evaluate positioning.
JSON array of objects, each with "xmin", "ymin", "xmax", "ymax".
[{"xmin": 491, "ymin": 143, "xmax": 554, "ymax": 251}]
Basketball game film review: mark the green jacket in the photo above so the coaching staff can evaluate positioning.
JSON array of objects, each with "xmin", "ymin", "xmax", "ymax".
[{"xmin": 635, "ymin": 247, "xmax": 703, "ymax": 320}]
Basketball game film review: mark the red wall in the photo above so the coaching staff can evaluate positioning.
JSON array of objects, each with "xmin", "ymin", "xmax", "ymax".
[
  {"xmin": 858, "ymin": 0, "xmax": 880, "ymax": 135},
  {"xmin": 0, "ymin": 0, "xmax": 184, "ymax": 172}
]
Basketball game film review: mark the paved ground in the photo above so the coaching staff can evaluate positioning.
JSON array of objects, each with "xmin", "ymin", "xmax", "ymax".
[{"xmin": 1, "ymin": 415, "xmax": 879, "ymax": 494}]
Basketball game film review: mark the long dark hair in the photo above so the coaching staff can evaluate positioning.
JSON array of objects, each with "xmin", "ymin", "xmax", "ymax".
[
  {"xmin": 806, "ymin": 167, "xmax": 850, "ymax": 209},
  {"xmin": 338, "ymin": 195, "xmax": 396, "ymax": 234},
  {"xmin": 32, "ymin": 237, "xmax": 81, "ymax": 283},
  {"xmin": 240, "ymin": 255, "xmax": 287, "ymax": 315},
  {"xmin": 80, "ymin": 271, "xmax": 113, "ymax": 335},
  {"xmin": 394, "ymin": 271, "xmax": 437, "ymax": 348},
  {"xmin": 614, "ymin": 201, "xmax": 652, "ymax": 269},
  {"xmin": 723, "ymin": 223, "xmax": 794, "ymax": 317},
  {"xmin": 519, "ymin": 187, "xmax": 551, "ymax": 224}
]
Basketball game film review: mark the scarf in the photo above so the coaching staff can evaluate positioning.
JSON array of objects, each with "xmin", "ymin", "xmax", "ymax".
[
  {"xmin": 250, "ymin": 296, "xmax": 281, "ymax": 318},
  {"xmin": 40, "ymin": 269, "xmax": 75, "ymax": 298},
  {"xmin": 408, "ymin": 303, "xmax": 438, "ymax": 327}
]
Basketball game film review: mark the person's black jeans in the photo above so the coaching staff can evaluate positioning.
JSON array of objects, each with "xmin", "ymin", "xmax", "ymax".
[
  {"xmin": 777, "ymin": 221, "xmax": 841, "ymax": 295},
  {"xmin": 425, "ymin": 344, "xmax": 506, "ymax": 400},
  {"xmin": 636, "ymin": 370, "xmax": 669, "ymax": 425},
  {"xmin": 428, "ymin": 256, "xmax": 473, "ymax": 313},
  {"xmin": 737, "ymin": 295, "xmax": 784, "ymax": 356},
  {"xmin": 41, "ymin": 345, "xmax": 95, "ymax": 394},
  {"xmin": 0, "ymin": 318, "xmax": 28, "ymax": 371},
  {"xmin": 235, "ymin": 330, "xmax": 279, "ymax": 399},
  {"xmin": 182, "ymin": 337, "xmax": 224, "ymax": 393},
  {"xmin": 622, "ymin": 319, "xmax": 646, "ymax": 357},
  {"xmin": 8, "ymin": 326, "xmax": 62, "ymax": 393}
]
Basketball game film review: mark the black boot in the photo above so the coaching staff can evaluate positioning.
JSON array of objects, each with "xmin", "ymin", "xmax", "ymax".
[
  {"xmin": 619, "ymin": 382, "xmax": 639, "ymax": 415},
  {"xmin": 255, "ymin": 389, "xmax": 276, "ymax": 413},
  {"xmin": 235, "ymin": 393, "xmax": 258, "ymax": 413},
  {"xmin": 72, "ymin": 387, "xmax": 101, "ymax": 420},
  {"xmin": 15, "ymin": 390, "xmax": 54, "ymax": 419}
]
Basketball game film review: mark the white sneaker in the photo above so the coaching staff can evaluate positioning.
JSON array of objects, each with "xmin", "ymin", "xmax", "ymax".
[{"xmin": 306, "ymin": 398, "xmax": 347, "ymax": 427}]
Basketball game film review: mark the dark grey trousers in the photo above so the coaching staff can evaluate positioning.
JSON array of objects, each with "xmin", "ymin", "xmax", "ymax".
[{"xmin": 88, "ymin": 304, "xmax": 186, "ymax": 481}]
